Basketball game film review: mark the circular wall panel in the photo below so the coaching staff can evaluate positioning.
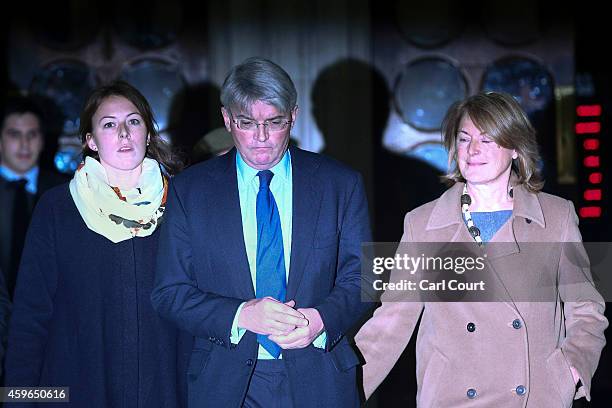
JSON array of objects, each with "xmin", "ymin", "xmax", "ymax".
[
  {"xmin": 482, "ymin": 0, "xmax": 540, "ymax": 46},
  {"xmin": 29, "ymin": 59, "xmax": 97, "ymax": 134},
  {"xmin": 395, "ymin": 1, "xmax": 464, "ymax": 48},
  {"xmin": 481, "ymin": 57, "xmax": 554, "ymax": 116},
  {"xmin": 404, "ymin": 141, "xmax": 450, "ymax": 173},
  {"xmin": 394, "ymin": 57, "xmax": 468, "ymax": 131},
  {"xmin": 29, "ymin": 59, "xmax": 97, "ymax": 174},
  {"xmin": 120, "ymin": 58, "xmax": 185, "ymax": 134},
  {"xmin": 113, "ymin": 0, "xmax": 183, "ymax": 50},
  {"xmin": 31, "ymin": 0, "xmax": 100, "ymax": 50}
]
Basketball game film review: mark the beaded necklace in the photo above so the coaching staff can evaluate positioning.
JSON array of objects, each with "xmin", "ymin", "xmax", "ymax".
[{"xmin": 461, "ymin": 184, "xmax": 513, "ymax": 246}]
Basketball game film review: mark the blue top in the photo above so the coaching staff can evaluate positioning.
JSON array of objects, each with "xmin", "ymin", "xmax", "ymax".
[{"xmin": 469, "ymin": 210, "xmax": 513, "ymax": 243}]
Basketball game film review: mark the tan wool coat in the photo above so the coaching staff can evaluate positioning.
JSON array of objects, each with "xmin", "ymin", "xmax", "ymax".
[{"xmin": 355, "ymin": 182, "xmax": 608, "ymax": 407}]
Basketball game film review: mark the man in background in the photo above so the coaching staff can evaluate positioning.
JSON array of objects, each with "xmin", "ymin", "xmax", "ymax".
[{"xmin": 0, "ymin": 96, "xmax": 65, "ymax": 299}]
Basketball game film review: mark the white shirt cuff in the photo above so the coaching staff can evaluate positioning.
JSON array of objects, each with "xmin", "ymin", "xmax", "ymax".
[{"xmin": 230, "ymin": 302, "xmax": 247, "ymax": 344}]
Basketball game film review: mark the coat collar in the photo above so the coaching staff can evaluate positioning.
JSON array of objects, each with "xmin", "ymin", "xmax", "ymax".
[
  {"xmin": 426, "ymin": 182, "xmax": 463, "ymax": 230},
  {"xmin": 424, "ymin": 179, "xmax": 544, "ymax": 314},
  {"xmin": 426, "ymin": 180, "xmax": 545, "ymax": 231},
  {"xmin": 511, "ymin": 183, "xmax": 545, "ymax": 228}
]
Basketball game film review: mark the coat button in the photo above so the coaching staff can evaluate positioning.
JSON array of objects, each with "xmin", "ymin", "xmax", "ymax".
[
  {"xmin": 466, "ymin": 388, "xmax": 477, "ymax": 399},
  {"xmin": 467, "ymin": 322, "xmax": 476, "ymax": 332},
  {"xmin": 246, "ymin": 359, "xmax": 254, "ymax": 366},
  {"xmin": 525, "ymin": 219, "xmax": 532, "ymax": 224},
  {"xmin": 512, "ymin": 319, "xmax": 522, "ymax": 329},
  {"xmin": 516, "ymin": 385, "xmax": 526, "ymax": 395}
]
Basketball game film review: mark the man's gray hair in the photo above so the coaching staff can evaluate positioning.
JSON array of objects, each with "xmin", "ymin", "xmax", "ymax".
[{"xmin": 220, "ymin": 57, "xmax": 297, "ymax": 115}]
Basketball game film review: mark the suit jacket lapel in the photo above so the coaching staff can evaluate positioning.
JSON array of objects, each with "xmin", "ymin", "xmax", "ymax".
[
  {"xmin": 287, "ymin": 148, "xmax": 321, "ymax": 300},
  {"xmin": 211, "ymin": 150, "xmax": 255, "ymax": 300}
]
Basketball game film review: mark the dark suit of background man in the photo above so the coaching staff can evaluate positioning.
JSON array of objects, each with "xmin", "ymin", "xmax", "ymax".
[
  {"xmin": 0, "ymin": 96, "xmax": 65, "ymax": 299},
  {"xmin": 152, "ymin": 57, "xmax": 373, "ymax": 407}
]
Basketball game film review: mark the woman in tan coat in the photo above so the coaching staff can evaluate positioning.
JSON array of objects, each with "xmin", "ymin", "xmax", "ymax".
[{"xmin": 355, "ymin": 92, "xmax": 607, "ymax": 407}]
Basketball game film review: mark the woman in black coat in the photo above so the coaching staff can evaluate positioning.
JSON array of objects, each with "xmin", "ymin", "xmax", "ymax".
[{"xmin": 4, "ymin": 81, "xmax": 188, "ymax": 407}]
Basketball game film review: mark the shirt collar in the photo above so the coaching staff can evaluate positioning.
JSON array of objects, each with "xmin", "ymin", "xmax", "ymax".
[
  {"xmin": 236, "ymin": 149, "xmax": 291, "ymax": 185},
  {"xmin": 0, "ymin": 165, "xmax": 39, "ymax": 194}
]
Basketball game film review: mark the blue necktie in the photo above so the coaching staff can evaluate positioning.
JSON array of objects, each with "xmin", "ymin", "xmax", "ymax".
[{"xmin": 256, "ymin": 170, "xmax": 286, "ymax": 358}]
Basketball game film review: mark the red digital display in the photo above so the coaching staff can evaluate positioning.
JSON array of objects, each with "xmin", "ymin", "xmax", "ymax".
[
  {"xmin": 577, "ymin": 103, "xmax": 604, "ymax": 219},
  {"xmin": 584, "ymin": 189, "xmax": 602, "ymax": 201},
  {"xmin": 583, "ymin": 138, "xmax": 600, "ymax": 150},
  {"xmin": 576, "ymin": 122, "xmax": 601, "ymax": 134},
  {"xmin": 584, "ymin": 156, "xmax": 600, "ymax": 167},
  {"xmin": 579, "ymin": 207, "xmax": 602, "ymax": 218},
  {"xmin": 576, "ymin": 105, "xmax": 602, "ymax": 117},
  {"xmin": 589, "ymin": 172, "xmax": 603, "ymax": 184}
]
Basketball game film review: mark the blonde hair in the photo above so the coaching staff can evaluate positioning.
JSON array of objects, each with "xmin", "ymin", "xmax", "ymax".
[{"xmin": 441, "ymin": 91, "xmax": 544, "ymax": 192}]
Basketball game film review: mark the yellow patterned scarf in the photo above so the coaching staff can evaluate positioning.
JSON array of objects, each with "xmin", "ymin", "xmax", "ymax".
[{"xmin": 69, "ymin": 156, "xmax": 168, "ymax": 243}]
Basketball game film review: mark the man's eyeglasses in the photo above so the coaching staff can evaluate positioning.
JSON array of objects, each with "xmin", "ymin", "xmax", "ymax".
[{"xmin": 231, "ymin": 116, "xmax": 292, "ymax": 132}]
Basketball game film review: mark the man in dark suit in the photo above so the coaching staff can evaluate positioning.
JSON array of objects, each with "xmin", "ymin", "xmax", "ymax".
[
  {"xmin": 152, "ymin": 57, "xmax": 372, "ymax": 407},
  {"xmin": 0, "ymin": 96, "xmax": 66, "ymax": 299},
  {"xmin": 0, "ymin": 269, "xmax": 10, "ymax": 378}
]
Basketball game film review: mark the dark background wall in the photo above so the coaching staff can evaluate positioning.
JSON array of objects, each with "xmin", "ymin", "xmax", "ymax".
[{"xmin": 1, "ymin": 1, "xmax": 610, "ymax": 406}]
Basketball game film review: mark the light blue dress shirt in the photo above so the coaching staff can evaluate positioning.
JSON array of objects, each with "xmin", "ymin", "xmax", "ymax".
[
  {"xmin": 230, "ymin": 150, "xmax": 326, "ymax": 359},
  {"xmin": 0, "ymin": 165, "xmax": 39, "ymax": 194}
]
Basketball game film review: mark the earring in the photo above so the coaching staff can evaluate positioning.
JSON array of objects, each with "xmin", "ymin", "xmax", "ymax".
[{"xmin": 92, "ymin": 146, "xmax": 98, "ymax": 151}]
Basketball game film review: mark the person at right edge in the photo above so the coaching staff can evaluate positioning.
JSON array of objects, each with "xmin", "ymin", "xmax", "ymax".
[{"xmin": 355, "ymin": 91, "xmax": 608, "ymax": 407}]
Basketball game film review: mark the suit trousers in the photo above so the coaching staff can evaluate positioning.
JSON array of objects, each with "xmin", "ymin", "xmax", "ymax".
[{"xmin": 243, "ymin": 359, "xmax": 293, "ymax": 408}]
